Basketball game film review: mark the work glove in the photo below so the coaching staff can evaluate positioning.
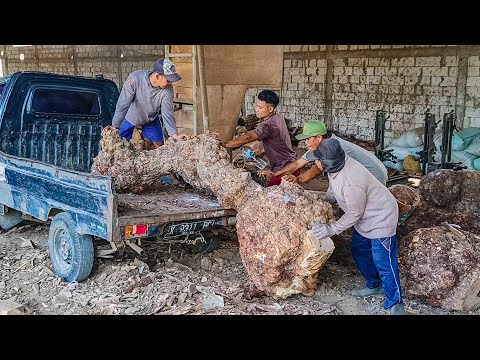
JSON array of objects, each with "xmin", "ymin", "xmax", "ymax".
[{"xmin": 312, "ymin": 222, "xmax": 335, "ymax": 240}]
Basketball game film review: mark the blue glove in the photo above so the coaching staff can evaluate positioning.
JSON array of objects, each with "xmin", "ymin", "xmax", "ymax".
[{"xmin": 312, "ymin": 222, "xmax": 335, "ymax": 240}]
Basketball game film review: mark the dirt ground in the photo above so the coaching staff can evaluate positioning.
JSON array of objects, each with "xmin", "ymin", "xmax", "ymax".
[
  {"xmin": 2, "ymin": 178, "xmax": 479, "ymax": 316},
  {"xmin": 1, "ymin": 143, "xmax": 478, "ymax": 316}
]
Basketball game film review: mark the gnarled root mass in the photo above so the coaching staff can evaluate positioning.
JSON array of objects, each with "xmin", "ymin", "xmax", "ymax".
[
  {"xmin": 237, "ymin": 182, "xmax": 334, "ymax": 298},
  {"xmin": 420, "ymin": 169, "xmax": 480, "ymax": 213},
  {"xmin": 389, "ymin": 184, "xmax": 419, "ymax": 214},
  {"xmin": 389, "ymin": 173, "xmax": 480, "ymax": 312},
  {"xmin": 92, "ymin": 126, "xmax": 335, "ymax": 298},
  {"xmin": 399, "ymin": 227, "xmax": 480, "ymax": 312}
]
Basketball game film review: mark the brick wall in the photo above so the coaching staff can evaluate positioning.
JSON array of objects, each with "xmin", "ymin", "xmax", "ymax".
[
  {"xmin": 244, "ymin": 45, "xmax": 480, "ymax": 145},
  {"xmin": 3, "ymin": 45, "xmax": 480, "ymax": 146},
  {"xmin": 0, "ymin": 45, "xmax": 164, "ymax": 88}
]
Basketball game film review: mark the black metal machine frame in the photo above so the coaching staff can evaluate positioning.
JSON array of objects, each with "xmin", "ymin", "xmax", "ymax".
[
  {"xmin": 418, "ymin": 110, "xmax": 465, "ymax": 175},
  {"xmin": 374, "ymin": 109, "xmax": 397, "ymax": 163},
  {"xmin": 440, "ymin": 111, "xmax": 465, "ymax": 170},
  {"xmin": 374, "ymin": 109, "xmax": 411, "ymax": 183},
  {"xmin": 419, "ymin": 110, "xmax": 438, "ymax": 175}
]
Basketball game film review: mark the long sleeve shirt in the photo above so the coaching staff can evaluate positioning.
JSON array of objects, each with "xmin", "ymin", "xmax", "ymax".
[
  {"xmin": 303, "ymin": 134, "xmax": 388, "ymax": 186},
  {"xmin": 326, "ymin": 155, "xmax": 398, "ymax": 239},
  {"xmin": 111, "ymin": 70, "xmax": 177, "ymax": 136}
]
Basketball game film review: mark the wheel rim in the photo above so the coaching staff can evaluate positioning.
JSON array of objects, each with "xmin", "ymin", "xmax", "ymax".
[{"xmin": 53, "ymin": 227, "xmax": 73, "ymax": 272}]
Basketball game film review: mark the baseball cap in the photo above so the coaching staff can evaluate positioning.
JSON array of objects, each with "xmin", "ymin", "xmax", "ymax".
[
  {"xmin": 295, "ymin": 120, "xmax": 327, "ymax": 140},
  {"xmin": 153, "ymin": 58, "xmax": 182, "ymax": 82},
  {"xmin": 313, "ymin": 138, "xmax": 346, "ymax": 173}
]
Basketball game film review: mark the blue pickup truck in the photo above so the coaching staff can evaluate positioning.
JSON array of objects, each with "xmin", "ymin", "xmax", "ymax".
[{"xmin": 0, "ymin": 71, "xmax": 236, "ymax": 282}]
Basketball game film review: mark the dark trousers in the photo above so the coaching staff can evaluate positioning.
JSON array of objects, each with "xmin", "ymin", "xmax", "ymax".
[
  {"xmin": 268, "ymin": 169, "xmax": 301, "ymax": 186},
  {"xmin": 351, "ymin": 228, "xmax": 403, "ymax": 310}
]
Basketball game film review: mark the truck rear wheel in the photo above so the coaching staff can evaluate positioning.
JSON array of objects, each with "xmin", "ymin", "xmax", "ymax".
[
  {"xmin": 48, "ymin": 212, "xmax": 94, "ymax": 282},
  {"xmin": 0, "ymin": 208, "xmax": 23, "ymax": 230}
]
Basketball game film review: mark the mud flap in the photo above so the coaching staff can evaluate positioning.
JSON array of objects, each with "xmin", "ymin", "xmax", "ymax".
[{"xmin": 0, "ymin": 207, "xmax": 23, "ymax": 230}]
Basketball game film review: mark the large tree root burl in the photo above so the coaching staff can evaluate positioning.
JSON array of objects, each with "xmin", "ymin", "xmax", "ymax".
[
  {"xmin": 92, "ymin": 127, "xmax": 335, "ymax": 298},
  {"xmin": 399, "ymin": 227, "xmax": 480, "ymax": 312},
  {"xmin": 390, "ymin": 170, "xmax": 480, "ymax": 312}
]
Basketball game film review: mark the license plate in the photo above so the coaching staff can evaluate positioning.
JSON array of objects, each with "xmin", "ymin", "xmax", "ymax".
[{"xmin": 164, "ymin": 219, "xmax": 220, "ymax": 237}]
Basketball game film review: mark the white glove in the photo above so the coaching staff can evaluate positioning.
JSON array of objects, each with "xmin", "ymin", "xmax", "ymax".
[{"xmin": 312, "ymin": 222, "xmax": 335, "ymax": 240}]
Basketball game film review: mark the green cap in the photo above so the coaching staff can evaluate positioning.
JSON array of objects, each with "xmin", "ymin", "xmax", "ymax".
[{"xmin": 295, "ymin": 120, "xmax": 327, "ymax": 140}]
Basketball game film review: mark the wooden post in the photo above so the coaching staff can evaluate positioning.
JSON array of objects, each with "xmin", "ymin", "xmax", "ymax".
[
  {"xmin": 192, "ymin": 45, "xmax": 198, "ymax": 135},
  {"xmin": 197, "ymin": 45, "xmax": 209, "ymax": 133}
]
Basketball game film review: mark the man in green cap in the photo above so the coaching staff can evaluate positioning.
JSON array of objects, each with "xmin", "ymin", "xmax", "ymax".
[{"xmin": 273, "ymin": 119, "xmax": 388, "ymax": 186}]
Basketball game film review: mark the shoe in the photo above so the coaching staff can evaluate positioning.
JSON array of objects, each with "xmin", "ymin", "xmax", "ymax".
[
  {"xmin": 388, "ymin": 303, "xmax": 405, "ymax": 315},
  {"xmin": 351, "ymin": 286, "xmax": 384, "ymax": 297}
]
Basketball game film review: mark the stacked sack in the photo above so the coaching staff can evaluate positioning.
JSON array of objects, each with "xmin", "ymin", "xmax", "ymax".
[
  {"xmin": 432, "ymin": 127, "xmax": 480, "ymax": 170},
  {"xmin": 383, "ymin": 127, "xmax": 424, "ymax": 172},
  {"xmin": 383, "ymin": 126, "xmax": 480, "ymax": 172}
]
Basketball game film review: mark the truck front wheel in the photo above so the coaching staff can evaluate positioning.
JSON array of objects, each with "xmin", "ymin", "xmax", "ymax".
[{"xmin": 48, "ymin": 212, "xmax": 94, "ymax": 282}]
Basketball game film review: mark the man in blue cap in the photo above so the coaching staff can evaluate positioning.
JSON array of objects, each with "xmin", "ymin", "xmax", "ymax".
[
  {"xmin": 112, "ymin": 58, "xmax": 187, "ymax": 147},
  {"xmin": 311, "ymin": 138, "xmax": 405, "ymax": 315}
]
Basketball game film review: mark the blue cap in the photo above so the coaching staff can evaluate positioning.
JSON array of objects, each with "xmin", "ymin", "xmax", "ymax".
[{"xmin": 153, "ymin": 58, "xmax": 182, "ymax": 82}]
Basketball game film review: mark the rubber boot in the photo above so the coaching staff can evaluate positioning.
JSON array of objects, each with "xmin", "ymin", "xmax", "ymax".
[
  {"xmin": 351, "ymin": 286, "xmax": 384, "ymax": 297},
  {"xmin": 388, "ymin": 303, "xmax": 406, "ymax": 315}
]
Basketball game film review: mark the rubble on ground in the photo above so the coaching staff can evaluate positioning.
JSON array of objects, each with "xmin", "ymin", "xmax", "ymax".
[{"xmin": 3, "ymin": 223, "xmax": 478, "ymax": 315}]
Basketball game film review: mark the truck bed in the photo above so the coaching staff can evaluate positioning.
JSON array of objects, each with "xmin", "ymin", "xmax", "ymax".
[{"xmin": 116, "ymin": 185, "xmax": 236, "ymax": 225}]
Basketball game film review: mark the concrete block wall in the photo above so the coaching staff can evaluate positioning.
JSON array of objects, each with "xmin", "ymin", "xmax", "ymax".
[
  {"xmin": 243, "ymin": 87, "xmax": 281, "ymax": 117},
  {"xmin": 0, "ymin": 45, "xmax": 164, "ymax": 88},
  {"xmin": 244, "ymin": 45, "xmax": 480, "ymax": 145},
  {"xmin": 279, "ymin": 58, "xmax": 327, "ymax": 124}
]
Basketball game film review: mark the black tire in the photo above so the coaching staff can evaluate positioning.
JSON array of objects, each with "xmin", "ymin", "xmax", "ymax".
[
  {"xmin": 48, "ymin": 212, "xmax": 94, "ymax": 282},
  {"xmin": 0, "ymin": 208, "xmax": 23, "ymax": 230},
  {"xmin": 182, "ymin": 232, "xmax": 222, "ymax": 255}
]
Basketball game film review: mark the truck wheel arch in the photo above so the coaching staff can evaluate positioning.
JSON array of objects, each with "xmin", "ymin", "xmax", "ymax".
[{"xmin": 48, "ymin": 208, "xmax": 64, "ymax": 220}]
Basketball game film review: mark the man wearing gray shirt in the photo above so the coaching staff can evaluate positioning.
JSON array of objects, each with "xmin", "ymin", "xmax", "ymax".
[
  {"xmin": 112, "ymin": 58, "xmax": 187, "ymax": 147},
  {"xmin": 311, "ymin": 138, "xmax": 404, "ymax": 315},
  {"xmin": 273, "ymin": 120, "xmax": 388, "ymax": 186}
]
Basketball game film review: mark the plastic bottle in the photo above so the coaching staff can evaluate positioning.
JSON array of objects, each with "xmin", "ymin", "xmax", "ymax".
[
  {"xmin": 252, "ymin": 156, "xmax": 267, "ymax": 170},
  {"xmin": 240, "ymin": 146, "xmax": 267, "ymax": 169}
]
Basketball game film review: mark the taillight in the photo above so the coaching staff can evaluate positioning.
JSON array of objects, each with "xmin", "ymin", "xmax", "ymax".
[
  {"xmin": 125, "ymin": 224, "xmax": 149, "ymax": 238},
  {"xmin": 135, "ymin": 225, "xmax": 148, "ymax": 236}
]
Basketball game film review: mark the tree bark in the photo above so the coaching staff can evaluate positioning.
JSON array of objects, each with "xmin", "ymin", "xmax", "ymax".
[{"xmin": 389, "ymin": 184, "xmax": 419, "ymax": 214}]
